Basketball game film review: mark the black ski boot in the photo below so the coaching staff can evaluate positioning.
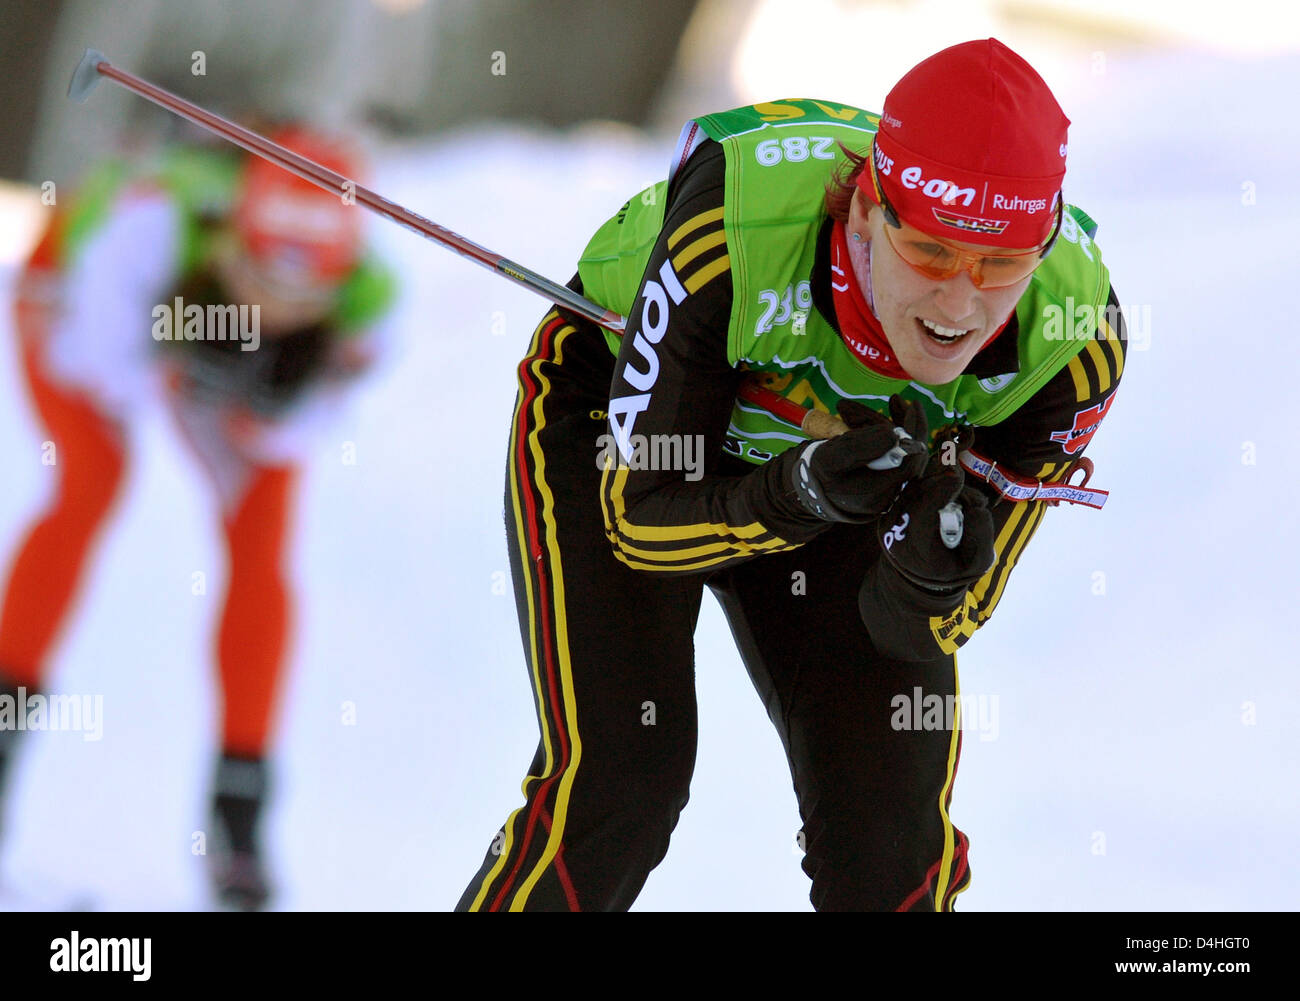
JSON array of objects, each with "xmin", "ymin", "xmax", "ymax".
[{"xmin": 207, "ymin": 752, "xmax": 272, "ymax": 911}]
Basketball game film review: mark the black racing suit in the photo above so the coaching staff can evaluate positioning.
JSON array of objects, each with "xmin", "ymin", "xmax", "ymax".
[{"xmin": 457, "ymin": 140, "xmax": 1126, "ymax": 911}]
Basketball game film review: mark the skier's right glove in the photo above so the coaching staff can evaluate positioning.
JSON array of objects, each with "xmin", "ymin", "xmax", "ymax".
[{"xmin": 788, "ymin": 395, "xmax": 929, "ymax": 523}]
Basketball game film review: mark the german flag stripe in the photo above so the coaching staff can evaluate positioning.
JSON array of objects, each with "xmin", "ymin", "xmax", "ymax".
[
  {"xmin": 931, "ymin": 666, "xmax": 963, "ymax": 910},
  {"xmin": 605, "ymin": 532, "xmax": 791, "ymax": 563},
  {"xmin": 614, "ymin": 516, "xmax": 779, "ymax": 544},
  {"xmin": 603, "ymin": 466, "xmax": 775, "ymax": 544},
  {"xmin": 599, "ymin": 461, "xmax": 795, "ymax": 572},
  {"xmin": 672, "ymin": 229, "xmax": 727, "ymax": 271},
  {"xmin": 684, "ymin": 255, "xmax": 730, "ymax": 295},
  {"xmin": 1084, "ymin": 338, "xmax": 1112, "ymax": 394},
  {"xmin": 664, "ymin": 210, "xmax": 728, "ymax": 295},
  {"xmin": 1065, "ymin": 354, "xmax": 1092, "ymax": 402},
  {"xmin": 1101, "ymin": 315, "xmax": 1125, "ymax": 382},
  {"xmin": 468, "ymin": 312, "xmax": 564, "ymax": 911},
  {"xmin": 971, "ymin": 461, "xmax": 1058, "ymax": 624},
  {"xmin": 977, "ymin": 460, "xmax": 1055, "ymax": 616},
  {"xmin": 971, "ymin": 500, "xmax": 1032, "ymax": 609},
  {"xmin": 1040, "ymin": 461, "xmax": 1064, "ymax": 482},
  {"xmin": 667, "ymin": 206, "xmax": 724, "ymax": 251},
  {"xmin": 976, "ymin": 502, "xmax": 1048, "ymax": 624},
  {"xmin": 939, "ymin": 728, "xmax": 971, "ymax": 912},
  {"xmin": 467, "ymin": 311, "xmax": 583, "ymax": 911},
  {"xmin": 1066, "ymin": 308, "xmax": 1128, "ymax": 404},
  {"xmin": 506, "ymin": 316, "xmax": 586, "ymax": 910},
  {"xmin": 604, "ymin": 543, "xmax": 801, "ymax": 574},
  {"xmin": 943, "ymin": 832, "xmax": 973, "ymax": 910},
  {"xmin": 1102, "ymin": 286, "xmax": 1128, "ymax": 382},
  {"xmin": 896, "ymin": 659, "xmax": 966, "ymax": 912}
]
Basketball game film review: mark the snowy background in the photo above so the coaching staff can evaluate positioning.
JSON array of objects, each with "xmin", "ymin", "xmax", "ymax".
[{"xmin": 0, "ymin": 3, "xmax": 1297, "ymax": 911}]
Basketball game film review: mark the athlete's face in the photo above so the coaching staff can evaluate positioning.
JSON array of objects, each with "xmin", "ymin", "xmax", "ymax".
[
  {"xmin": 847, "ymin": 189, "xmax": 1032, "ymax": 385},
  {"xmin": 214, "ymin": 234, "xmax": 338, "ymax": 335}
]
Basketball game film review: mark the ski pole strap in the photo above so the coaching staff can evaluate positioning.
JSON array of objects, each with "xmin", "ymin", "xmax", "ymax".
[{"xmin": 959, "ymin": 449, "xmax": 1109, "ymax": 510}]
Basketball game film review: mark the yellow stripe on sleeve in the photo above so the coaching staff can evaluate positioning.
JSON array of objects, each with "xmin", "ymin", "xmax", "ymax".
[
  {"xmin": 1100, "ymin": 316, "xmax": 1125, "ymax": 381},
  {"xmin": 975, "ymin": 502, "xmax": 1047, "ymax": 623},
  {"xmin": 1084, "ymin": 338, "xmax": 1112, "ymax": 394},
  {"xmin": 672, "ymin": 228, "xmax": 726, "ymax": 271},
  {"xmin": 600, "ymin": 456, "xmax": 796, "ymax": 571},
  {"xmin": 969, "ymin": 461, "xmax": 1057, "ymax": 624},
  {"xmin": 666, "ymin": 206, "xmax": 724, "ymax": 251},
  {"xmin": 602, "ymin": 461, "xmax": 765, "ymax": 543},
  {"xmin": 971, "ymin": 501, "xmax": 1031, "ymax": 607},
  {"xmin": 684, "ymin": 254, "xmax": 730, "ymax": 294},
  {"xmin": 607, "ymin": 531, "xmax": 791, "ymax": 564},
  {"xmin": 609, "ymin": 543, "xmax": 799, "ymax": 573},
  {"xmin": 1066, "ymin": 354, "xmax": 1091, "ymax": 403}
]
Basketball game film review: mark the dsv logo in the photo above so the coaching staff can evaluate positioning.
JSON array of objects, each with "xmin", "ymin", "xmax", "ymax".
[{"xmin": 882, "ymin": 512, "xmax": 910, "ymax": 549}]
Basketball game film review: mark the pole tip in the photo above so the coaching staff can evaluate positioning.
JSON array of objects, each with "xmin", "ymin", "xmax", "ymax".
[{"xmin": 68, "ymin": 48, "xmax": 108, "ymax": 103}]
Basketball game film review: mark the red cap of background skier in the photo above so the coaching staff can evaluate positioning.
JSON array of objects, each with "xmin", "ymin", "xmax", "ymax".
[
  {"xmin": 233, "ymin": 126, "xmax": 363, "ymax": 284},
  {"xmin": 860, "ymin": 38, "xmax": 1069, "ymax": 249}
]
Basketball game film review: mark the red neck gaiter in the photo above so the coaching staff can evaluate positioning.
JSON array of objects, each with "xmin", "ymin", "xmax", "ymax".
[{"xmin": 829, "ymin": 221, "xmax": 910, "ymax": 379}]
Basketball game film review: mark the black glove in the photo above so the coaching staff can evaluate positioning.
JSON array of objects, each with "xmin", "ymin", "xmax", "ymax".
[
  {"xmin": 789, "ymin": 395, "xmax": 929, "ymax": 523},
  {"xmin": 874, "ymin": 454, "xmax": 996, "ymax": 594}
]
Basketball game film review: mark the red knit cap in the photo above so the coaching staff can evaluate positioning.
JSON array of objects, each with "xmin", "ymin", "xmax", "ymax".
[
  {"xmin": 860, "ymin": 38, "xmax": 1069, "ymax": 249},
  {"xmin": 233, "ymin": 126, "xmax": 363, "ymax": 284}
]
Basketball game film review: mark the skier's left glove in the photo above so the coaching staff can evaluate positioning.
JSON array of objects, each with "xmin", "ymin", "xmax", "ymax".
[{"xmin": 872, "ymin": 453, "xmax": 996, "ymax": 596}]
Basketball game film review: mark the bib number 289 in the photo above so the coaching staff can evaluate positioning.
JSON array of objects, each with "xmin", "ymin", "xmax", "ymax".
[{"xmin": 755, "ymin": 136, "xmax": 835, "ymax": 165}]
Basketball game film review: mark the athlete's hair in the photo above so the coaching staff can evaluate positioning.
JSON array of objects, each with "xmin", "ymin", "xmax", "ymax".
[{"xmin": 823, "ymin": 142, "xmax": 870, "ymax": 224}]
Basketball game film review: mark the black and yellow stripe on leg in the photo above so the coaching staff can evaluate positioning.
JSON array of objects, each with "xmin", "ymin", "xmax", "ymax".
[
  {"xmin": 895, "ymin": 657, "xmax": 971, "ymax": 911},
  {"xmin": 466, "ymin": 310, "xmax": 584, "ymax": 911}
]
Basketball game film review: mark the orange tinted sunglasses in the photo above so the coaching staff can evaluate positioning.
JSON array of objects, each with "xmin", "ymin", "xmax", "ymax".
[{"xmin": 867, "ymin": 151, "xmax": 1063, "ymax": 289}]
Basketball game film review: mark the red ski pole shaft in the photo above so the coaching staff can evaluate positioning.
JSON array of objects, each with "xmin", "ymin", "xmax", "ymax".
[
  {"xmin": 735, "ymin": 382, "xmax": 848, "ymax": 439},
  {"xmin": 67, "ymin": 49, "xmax": 625, "ymax": 333},
  {"xmin": 67, "ymin": 50, "xmax": 852, "ymax": 439}
]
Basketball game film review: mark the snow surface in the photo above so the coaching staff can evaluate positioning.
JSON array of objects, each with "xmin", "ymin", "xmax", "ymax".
[{"xmin": 1, "ymin": 48, "xmax": 1297, "ymax": 911}]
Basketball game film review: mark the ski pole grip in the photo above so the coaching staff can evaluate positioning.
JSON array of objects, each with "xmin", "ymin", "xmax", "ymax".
[{"xmin": 801, "ymin": 408, "xmax": 849, "ymax": 440}]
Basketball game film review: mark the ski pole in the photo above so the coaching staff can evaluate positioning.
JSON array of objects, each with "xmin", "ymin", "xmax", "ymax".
[
  {"xmin": 65, "ymin": 53, "xmax": 989, "ymax": 536},
  {"xmin": 66, "ymin": 49, "xmax": 853, "ymax": 441},
  {"xmin": 67, "ymin": 49, "xmax": 625, "ymax": 333}
]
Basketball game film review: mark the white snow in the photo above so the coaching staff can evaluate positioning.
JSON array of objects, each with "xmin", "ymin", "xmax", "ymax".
[{"xmin": 1, "ymin": 47, "xmax": 1297, "ymax": 911}]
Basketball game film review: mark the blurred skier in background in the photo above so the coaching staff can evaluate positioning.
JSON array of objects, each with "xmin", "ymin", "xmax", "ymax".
[{"xmin": 0, "ymin": 126, "xmax": 396, "ymax": 909}]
